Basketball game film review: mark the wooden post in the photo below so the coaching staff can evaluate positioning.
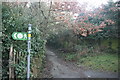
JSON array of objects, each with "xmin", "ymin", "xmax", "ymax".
[
  {"xmin": 13, "ymin": 49, "xmax": 15, "ymax": 78},
  {"xmin": 9, "ymin": 44, "xmax": 14, "ymax": 78}
]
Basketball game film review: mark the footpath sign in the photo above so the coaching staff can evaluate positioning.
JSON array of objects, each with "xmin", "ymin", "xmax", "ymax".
[
  {"xmin": 12, "ymin": 32, "xmax": 27, "ymax": 40},
  {"xmin": 12, "ymin": 24, "xmax": 32, "ymax": 79}
]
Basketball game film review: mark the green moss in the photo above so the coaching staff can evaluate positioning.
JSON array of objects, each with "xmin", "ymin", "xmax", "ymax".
[
  {"xmin": 102, "ymin": 39, "xmax": 119, "ymax": 50},
  {"xmin": 111, "ymin": 39, "xmax": 118, "ymax": 50}
]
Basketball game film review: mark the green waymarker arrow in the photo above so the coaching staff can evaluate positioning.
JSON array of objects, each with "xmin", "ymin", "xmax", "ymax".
[{"xmin": 12, "ymin": 32, "xmax": 27, "ymax": 40}]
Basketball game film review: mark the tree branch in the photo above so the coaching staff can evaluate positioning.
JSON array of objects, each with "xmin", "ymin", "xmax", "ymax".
[{"xmin": 39, "ymin": 2, "xmax": 47, "ymax": 19}]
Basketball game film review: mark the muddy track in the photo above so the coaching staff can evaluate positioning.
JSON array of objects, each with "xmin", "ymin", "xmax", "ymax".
[{"xmin": 46, "ymin": 48, "xmax": 118, "ymax": 78}]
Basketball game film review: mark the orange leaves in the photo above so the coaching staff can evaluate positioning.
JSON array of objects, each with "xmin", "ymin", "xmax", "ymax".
[
  {"xmin": 105, "ymin": 19, "xmax": 115, "ymax": 24},
  {"xmin": 16, "ymin": 0, "xmax": 21, "ymax": 5},
  {"xmin": 60, "ymin": 12, "xmax": 66, "ymax": 15},
  {"xmin": 51, "ymin": 2, "xmax": 116, "ymax": 37},
  {"xmin": 110, "ymin": 7, "xmax": 118, "ymax": 11},
  {"xmin": 97, "ymin": 29, "xmax": 103, "ymax": 32},
  {"xmin": 73, "ymin": 21, "xmax": 105, "ymax": 37},
  {"xmin": 99, "ymin": 22, "xmax": 106, "ymax": 28},
  {"xmin": 64, "ymin": 19, "xmax": 68, "ymax": 23},
  {"xmin": 52, "ymin": 2, "xmax": 80, "ymax": 12},
  {"xmin": 81, "ymin": 33, "xmax": 87, "ymax": 37}
]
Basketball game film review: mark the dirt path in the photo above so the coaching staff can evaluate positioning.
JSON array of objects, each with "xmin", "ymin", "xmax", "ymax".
[{"xmin": 46, "ymin": 48, "xmax": 118, "ymax": 78}]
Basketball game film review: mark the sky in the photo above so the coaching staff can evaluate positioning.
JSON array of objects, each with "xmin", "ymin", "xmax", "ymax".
[
  {"xmin": 26, "ymin": 0, "xmax": 119, "ymax": 10},
  {"xmin": 77, "ymin": 0, "xmax": 119, "ymax": 10}
]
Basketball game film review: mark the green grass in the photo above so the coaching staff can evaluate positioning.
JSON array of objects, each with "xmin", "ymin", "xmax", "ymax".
[
  {"xmin": 61, "ymin": 53, "xmax": 78, "ymax": 61},
  {"xmin": 78, "ymin": 53, "xmax": 118, "ymax": 72},
  {"xmin": 60, "ymin": 51, "xmax": 118, "ymax": 72}
]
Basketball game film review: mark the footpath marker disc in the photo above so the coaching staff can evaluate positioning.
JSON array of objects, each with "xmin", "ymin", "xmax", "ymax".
[{"xmin": 12, "ymin": 32, "xmax": 28, "ymax": 40}]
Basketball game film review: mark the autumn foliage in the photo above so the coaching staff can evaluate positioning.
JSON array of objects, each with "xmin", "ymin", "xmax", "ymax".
[{"xmin": 51, "ymin": 1, "xmax": 115, "ymax": 37}]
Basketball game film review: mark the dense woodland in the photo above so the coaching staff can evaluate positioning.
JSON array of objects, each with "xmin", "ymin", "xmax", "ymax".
[{"xmin": 1, "ymin": 0, "xmax": 120, "ymax": 79}]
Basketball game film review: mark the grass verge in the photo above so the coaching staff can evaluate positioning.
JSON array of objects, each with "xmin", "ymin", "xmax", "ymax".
[
  {"xmin": 61, "ymin": 52, "xmax": 118, "ymax": 72},
  {"xmin": 77, "ymin": 53, "xmax": 118, "ymax": 72}
]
